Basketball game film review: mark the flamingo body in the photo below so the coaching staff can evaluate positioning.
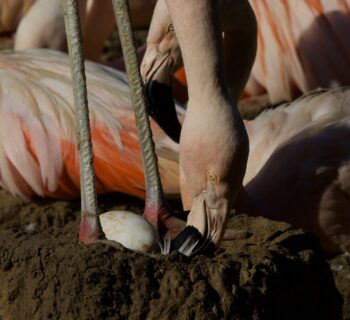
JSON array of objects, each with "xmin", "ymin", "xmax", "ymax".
[
  {"xmin": 0, "ymin": 49, "xmax": 180, "ymax": 200},
  {"xmin": 240, "ymin": 88, "xmax": 350, "ymax": 253},
  {"xmin": 247, "ymin": 0, "xmax": 350, "ymax": 103}
]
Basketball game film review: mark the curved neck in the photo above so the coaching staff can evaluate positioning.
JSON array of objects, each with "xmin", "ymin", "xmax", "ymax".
[{"xmin": 166, "ymin": 0, "xmax": 228, "ymax": 101}]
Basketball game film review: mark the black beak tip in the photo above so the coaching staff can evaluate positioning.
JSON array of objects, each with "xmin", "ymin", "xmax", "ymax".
[
  {"xmin": 172, "ymin": 226, "xmax": 216, "ymax": 256},
  {"xmin": 145, "ymin": 80, "xmax": 182, "ymax": 143}
]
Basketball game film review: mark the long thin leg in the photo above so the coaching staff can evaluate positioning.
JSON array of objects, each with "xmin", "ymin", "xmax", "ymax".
[
  {"xmin": 62, "ymin": 0, "xmax": 103, "ymax": 244},
  {"xmin": 111, "ymin": 0, "xmax": 184, "ymax": 237}
]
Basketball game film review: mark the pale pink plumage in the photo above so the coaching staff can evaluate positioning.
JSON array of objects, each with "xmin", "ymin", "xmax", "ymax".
[
  {"xmin": 0, "ymin": 49, "xmax": 180, "ymax": 199},
  {"xmin": 8, "ymin": 0, "xmax": 350, "ymax": 107},
  {"xmin": 0, "ymin": 0, "xmax": 35, "ymax": 33},
  {"xmin": 247, "ymin": 0, "xmax": 350, "ymax": 103},
  {"xmin": 241, "ymin": 87, "xmax": 350, "ymax": 252},
  {"xmin": 12, "ymin": 0, "xmax": 156, "ymax": 62}
]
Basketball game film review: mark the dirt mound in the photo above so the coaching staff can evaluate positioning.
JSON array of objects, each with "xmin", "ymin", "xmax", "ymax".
[
  {"xmin": 0, "ymin": 190, "xmax": 343, "ymax": 319},
  {"xmin": 330, "ymin": 253, "xmax": 350, "ymax": 320}
]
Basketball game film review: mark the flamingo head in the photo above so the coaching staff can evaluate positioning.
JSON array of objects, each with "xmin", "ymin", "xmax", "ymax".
[{"xmin": 141, "ymin": 0, "xmax": 182, "ymax": 143}]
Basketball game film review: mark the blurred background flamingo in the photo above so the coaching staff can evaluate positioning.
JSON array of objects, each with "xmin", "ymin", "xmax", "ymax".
[
  {"xmin": 142, "ymin": 0, "xmax": 350, "ymax": 109},
  {"xmin": 0, "ymin": 0, "xmax": 35, "ymax": 34},
  {"xmin": 3, "ymin": 0, "xmax": 350, "ymax": 106}
]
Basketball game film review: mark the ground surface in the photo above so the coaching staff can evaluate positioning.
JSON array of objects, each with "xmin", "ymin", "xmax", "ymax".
[{"xmin": 0, "ymin": 189, "xmax": 343, "ymax": 320}]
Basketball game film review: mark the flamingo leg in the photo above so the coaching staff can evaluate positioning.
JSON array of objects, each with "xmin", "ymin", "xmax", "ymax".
[
  {"xmin": 62, "ymin": 0, "xmax": 104, "ymax": 244},
  {"xmin": 111, "ymin": 0, "xmax": 185, "ymax": 241}
]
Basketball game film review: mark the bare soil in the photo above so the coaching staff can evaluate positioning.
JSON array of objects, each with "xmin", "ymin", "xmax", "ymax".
[{"xmin": 0, "ymin": 189, "xmax": 343, "ymax": 320}]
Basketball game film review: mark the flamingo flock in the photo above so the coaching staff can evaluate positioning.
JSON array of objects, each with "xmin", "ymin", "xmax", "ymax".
[
  {"xmin": 7, "ymin": 0, "xmax": 350, "ymax": 104},
  {"xmin": 0, "ymin": 0, "xmax": 349, "ymax": 254}
]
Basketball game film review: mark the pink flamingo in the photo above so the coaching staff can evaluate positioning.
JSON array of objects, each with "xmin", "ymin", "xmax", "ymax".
[
  {"xmin": 141, "ymin": 0, "xmax": 350, "ymax": 253},
  {"xmin": 0, "ymin": 0, "xmax": 35, "ymax": 34},
  {"xmin": 13, "ymin": 0, "xmax": 156, "ymax": 61},
  {"xmin": 146, "ymin": 0, "xmax": 350, "ymax": 106},
  {"xmin": 1, "ymin": 0, "xmax": 349, "ymax": 253},
  {"xmin": 9, "ymin": 0, "xmax": 350, "ymax": 105}
]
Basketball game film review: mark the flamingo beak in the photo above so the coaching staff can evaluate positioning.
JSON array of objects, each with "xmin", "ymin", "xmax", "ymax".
[
  {"xmin": 145, "ymin": 79, "xmax": 181, "ymax": 143},
  {"xmin": 141, "ymin": 47, "xmax": 182, "ymax": 143},
  {"xmin": 171, "ymin": 178, "xmax": 230, "ymax": 256}
]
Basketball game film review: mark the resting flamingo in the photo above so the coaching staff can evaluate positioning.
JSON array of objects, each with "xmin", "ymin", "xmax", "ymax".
[
  {"xmin": 142, "ymin": 0, "xmax": 350, "ymax": 107},
  {"xmin": 9, "ymin": 0, "xmax": 350, "ymax": 105},
  {"xmin": 13, "ymin": 0, "xmax": 156, "ymax": 61},
  {"xmin": 2, "ymin": 0, "xmax": 349, "ymax": 253},
  {"xmin": 14, "ymin": 0, "xmax": 86, "ymax": 52},
  {"xmin": 0, "ymin": 0, "xmax": 35, "ymax": 34},
  {"xmin": 1, "ymin": 47, "xmax": 350, "ymax": 252},
  {"xmin": 247, "ymin": 0, "xmax": 350, "ymax": 104},
  {"xmin": 0, "ymin": 49, "xmax": 181, "ymax": 200},
  {"xmin": 240, "ymin": 88, "xmax": 350, "ymax": 253}
]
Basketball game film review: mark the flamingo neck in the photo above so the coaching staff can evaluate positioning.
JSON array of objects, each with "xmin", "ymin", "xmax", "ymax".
[
  {"xmin": 82, "ymin": 0, "xmax": 114, "ymax": 61},
  {"xmin": 220, "ymin": 0, "xmax": 257, "ymax": 101},
  {"xmin": 166, "ymin": 0, "xmax": 228, "ymax": 102}
]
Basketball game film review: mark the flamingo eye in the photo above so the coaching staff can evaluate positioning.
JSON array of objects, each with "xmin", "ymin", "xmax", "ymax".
[{"xmin": 167, "ymin": 23, "xmax": 174, "ymax": 33}]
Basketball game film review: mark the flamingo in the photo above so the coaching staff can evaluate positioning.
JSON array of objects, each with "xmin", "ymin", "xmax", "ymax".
[
  {"xmin": 1, "ymin": 55, "xmax": 350, "ymax": 253},
  {"xmin": 10, "ymin": 0, "xmax": 350, "ymax": 106},
  {"xmin": 62, "ymin": 0, "xmax": 191, "ymax": 253},
  {"xmin": 0, "ymin": 0, "xmax": 35, "ymax": 34},
  {"xmin": 13, "ymin": 0, "xmax": 156, "ymax": 61},
  {"xmin": 1, "ymin": 48, "xmax": 349, "ymax": 252},
  {"xmin": 239, "ymin": 88, "xmax": 350, "ymax": 253},
  {"xmin": 247, "ymin": 0, "xmax": 350, "ymax": 104},
  {"xmin": 148, "ymin": 0, "xmax": 251, "ymax": 255},
  {"xmin": 14, "ymin": 0, "xmax": 86, "ymax": 52},
  {"xmin": 141, "ymin": 0, "xmax": 350, "ymax": 253},
  {"xmin": 0, "ymin": 48, "xmax": 181, "ymax": 200},
  {"xmin": 142, "ymin": 0, "xmax": 350, "ymax": 107}
]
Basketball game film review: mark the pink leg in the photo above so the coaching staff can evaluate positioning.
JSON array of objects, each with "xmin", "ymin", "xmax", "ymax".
[{"xmin": 145, "ymin": 197, "xmax": 186, "ymax": 239}]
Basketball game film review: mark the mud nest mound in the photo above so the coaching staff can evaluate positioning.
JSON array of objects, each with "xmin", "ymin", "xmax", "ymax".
[
  {"xmin": 0, "ymin": 190, "xmax": 342, "ymax": 320},
  {"xmin": 330, "ymin": 253, "xmax": 350, "ymax": 319}
]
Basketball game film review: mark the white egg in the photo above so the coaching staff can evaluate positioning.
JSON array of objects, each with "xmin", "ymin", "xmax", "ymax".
[{"xmin": 99, "ymin": 211, "xmax": 161, "ymax": 253}]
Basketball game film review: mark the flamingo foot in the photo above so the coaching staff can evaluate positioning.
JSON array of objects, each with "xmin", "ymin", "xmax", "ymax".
[
  {"xmin": 145, "ymin": 200, "xmax": 186, "ymax": 239},
  {"xmin": 79, "ymin": 213, "xmax": 104, "ymax": 245}
]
